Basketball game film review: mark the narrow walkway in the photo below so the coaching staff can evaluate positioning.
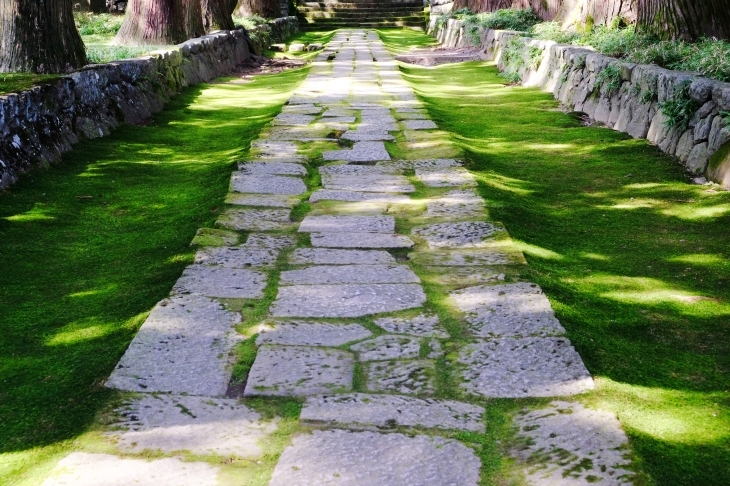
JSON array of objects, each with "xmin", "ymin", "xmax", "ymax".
[{"xmin": 43, "ymin": 31, "xmax": 636, "ymax": 485}]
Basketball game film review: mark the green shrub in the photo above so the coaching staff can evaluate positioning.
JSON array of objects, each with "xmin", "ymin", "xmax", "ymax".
[
  {"xmin": 659, "ymin": 81, "xmax": 700, "ymax": 131},
  {"xmin": 74, "ymin": 13, "xmax": 124, "ymax": 36},
  {"xmin": 595, "ymin": 64, "xmax": 622, "ymax": 95},
  {"xmin": 528, "ymin": 45, "xmax": 543, "ymax": 69},
  {"xmin": 530, "ymin": 22, "xmax": 580, "ymax": 44},
  {"xmin": 476, "ymin": 7, "xmax": 539, "ymax": 32},
  {"xmin": 500, "ymin": 37, "xmax": 527, "ymax": 82}
]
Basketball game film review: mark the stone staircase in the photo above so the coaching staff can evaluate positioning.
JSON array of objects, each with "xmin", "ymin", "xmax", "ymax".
[{"xmin": 297, "ymin": 0, "xmax": 426, "ymax": 30}]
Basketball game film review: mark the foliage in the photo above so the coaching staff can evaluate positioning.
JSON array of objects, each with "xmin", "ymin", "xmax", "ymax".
[
  {"xmin": 527, "ymin": 45, "xmax": 543, "ymax": 70},
  {"xmin": 594, "ymin": 64, "xmax": 622, "ymax": 95},
  {"xmin": 499, "ymin": 37, "xmax": 527, "ymax": 83},
  {"xmin": 86, "ymin": 45, "xmax": 159, "ymax": 64},
  {"xmin": 73, "ymin": 12, "xmax": 124, "ymax": 36},
  {"xmin": 436, "ymin": 7, "xmax": 540, "ymax": 46},
  {"xmin": 659, "ymin": 81, "xmax": 700, "ymax": 131}
]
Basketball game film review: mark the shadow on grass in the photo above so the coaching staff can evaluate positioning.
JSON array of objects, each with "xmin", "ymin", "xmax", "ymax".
[
  {"xmin": 0, "ymin": 67, "xmax": 307, "ymax": 469},
  {"xmin": 397, "ymin": 59, "xmax": 730, "ymax": 485}
]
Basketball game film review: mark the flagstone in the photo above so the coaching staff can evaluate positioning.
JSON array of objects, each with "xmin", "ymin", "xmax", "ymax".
[
  {"xmin": 171, "ymin": 265, "xmax": 267, "ymax": 299},
  {"xmin": 280, "ymin": 264, "xmax": 419, "ymax": 285},
  {"xmin": 412, "ymin": 222, "xmax": 506, "ymax": 249},
  {"xmin": 311, "ymin": 232, "xmax": 415, "ymax": 248},
  {"xmin": 365, "ymin": 359, "xmax": 436, "ymax": 395},
  {"xmin": 289, "ymin": 248, "xmax": 396, "ymax": 265},
  {"xmin": 299, "ymin": 215, "xmax": 395, "ymax": 233},
  {"xmin": 374, "ymin": 314, "xmax": 448, "ymax": 338},
  {"xmin": 217, "ymin": 208, "xmax": 291, "ymax": 231},
  {"xmin": 230, "ymin": 173, "xmax": 306, "ymax": 195},
  {"xmin": 255, "ymin": 320, "xmax": 372, "ymax": 346}
]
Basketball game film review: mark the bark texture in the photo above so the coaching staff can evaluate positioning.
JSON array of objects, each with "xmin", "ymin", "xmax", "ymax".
[
  {"xmin": 234, "ymin": 0, "xmax": 280, "ymax": 18},
  {"xmin": 184, "ymin": 0, "xmax": 205, "ymax": 38},
  {"xmin": 0, "ymin": 0, "xmax": 87, "ymax": 73},
  {"xmin": 115, "ymin": 0, "xmax": 187, "ymax": 45},
  {"xmin": 203, "ymin": 0, "xmax": 236, "ymax": 31},
  {"xmin": 637, "ymin": 0, "xmax": 730, "ymax": 40}
]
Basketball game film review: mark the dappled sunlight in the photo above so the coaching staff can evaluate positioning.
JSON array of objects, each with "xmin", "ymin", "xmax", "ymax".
[
  {"xmin": 668, "ymin": 253, "xmax": 726, "ymax": 266},
  {"xmin": 580, "ymin": 252, "xmax": 609, "ymax": 261},
  {"xmin": 3, "ymin": 205, "xmax": 55, "ymax": 223},
  {"xmin": 594, "ymin": 377, "xmax": 729, "ymax": 445},
  {"xmin": 471, "ymin": 172, "xmax": 534, "ymax": 195},
  {"xmin": 574, "ymin": 273, "xmax": 729, "ymax": 315},
  {"xmin": 661, "ymin": 203, "xmax": 730, "ymax": 220},
  {"xmin": 45, "ymin": 321, "xmax": 118, "ymax": 347},
  {"xmin": 523, "ymin": 143, "xmax": 575, "ymax": 151},
  {"xmin": 512, "ymin": 240, "xmax": 564, "ymax": 260},
  {"xmin": 596, "ymin": 198, "xmax": 665, "ymax": 210}
]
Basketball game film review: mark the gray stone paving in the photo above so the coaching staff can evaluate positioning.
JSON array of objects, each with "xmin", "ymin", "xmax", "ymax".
[
  {"xmin": 311, "ymin": 232, "xmax": 415, "ymax": 248},
  {"xmin": 106, "ymin": 295, "xmax": 240, "ymax": 396},
  {"xmin": 299, "ymin": 215, "xmax": 395, "ymax": 233},
  {"xmin": 256, "ymin": 320, "xmax": 372, "ymax": 346},
  {"xmin": 270, "ymin": 284, "xmax": 427, "ymax": 318},
  {"xmin": 171, "ymin": 265, "xmax": 266, "ymax": 299},
  {"xmin": 244, "ymin": 345, "xmax": 354, "ymax": 397},
  {"xmin": 91, "ymin": 29, "xmax": 615, "ymax": 486},
  {"xmin": 109, "ymin": 394, "xmax": 276, "ymax": 457},
  {"xmin": 450, "ymin": 283, "xmax": 566, "ymax": 338},
  {"xmin": 269, "ymin": 430, "xmax": 481, "ymax": 486},
  {"xmin": 374, "ymin": 314, "xmax": 448, "ymax": 337},
  {"xmin": 42, "ymin": 453, "xmax": 219, "ymax": 486},
  {"xmin": 458, "ymin": 338, "xmax": 594, "ymax": 398},
  {"xmin": 511, "ymin": 401, "xmax": 634, "ymax": 485},
  {"xmin": 280, "ymin": 264, "xmax": 419, "ymax": 285},
  {"xmin": 365, "ymin": 359, "xmax": 436, "ymax": 395},
  {"xmin": 216, "ymin": 208, "xmax": 291, "ymax": 231},
  {"xmin": 301, "ymin": 393, "xmax": 485, "ymax": 432},
  {"xmin": 289, "ymin": 248, "xmax": 395, "ymax": 265},
  {"xmin": 230, "ymin": 173, "xmax": 306, "ymax": 195},
  {"xmin": 351, "ymin": 335, "xmax": 421, "ymax": 361}
]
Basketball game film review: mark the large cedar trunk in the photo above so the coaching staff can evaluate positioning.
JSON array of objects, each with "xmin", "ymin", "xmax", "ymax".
[
  {"xmin": 115, "ymin": 0, "xmax": 187, "ymax": 45},
  {"xmin": 234, "ymin": 0, "xmax": 280, "ymax": 18},
  {"xmin": 0, "ymin": 0, "xmax": 87, "ymax": 73},
  {"xmin": 185, "ymin": 0, "xmax": 205, "ymax": 38},
  {"xmin": 203, "ymin": 0, "xmax": 236, "ymax": 31},
  {"xmin": 638, "ymin": 0, "xmax": 730, "ymax": 41}
]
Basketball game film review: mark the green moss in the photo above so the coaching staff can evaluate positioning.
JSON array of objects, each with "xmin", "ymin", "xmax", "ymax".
[
  {"xmin": 0, "ymin": 66, "xmax": 307, "ymax": 484},
  {"xmin": 0, "ymin": 74, "xmax": 60, "ymax": 95},
  {"xmin": 708, "ymin": 141, "xmax": 730, "ymax": 172}
]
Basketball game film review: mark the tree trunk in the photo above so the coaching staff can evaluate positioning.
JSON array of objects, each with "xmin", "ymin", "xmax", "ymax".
[
  {"xmin": 115, "ymin": 0, "xmax": 187, "ymax": 45},
  {"xmin": 89, "ymin": 0, "xmax": 108, "ymax": 14},
  {"xmin": 0, "ymin": 0, "xmax": 87, "ymax": 73},
  {"xmin": 638, "ymin": 0, "xmax": 730, "ymax": 41},
  {"xmin": 184, "ymin": 0, "xmax": 205, "ymax": 38},
  {"xmin": 203, "ymin": 0, "xmax": 236, "ymax": 31},
  {"xmin": 234, "ymin": 0, "xmax": 280, "ymax": 18}
]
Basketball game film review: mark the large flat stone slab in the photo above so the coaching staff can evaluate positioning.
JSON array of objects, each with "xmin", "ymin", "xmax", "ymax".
[
  {"xmin": 365, "ymin": 359, "xmax": 435, "ymax": 395},
  {"xmin": 385, "ymin": 159, "xmax": 461, "ymax": 170},
  {"xmin": 230, "ymin": 173, "xmax": 306, "ymax": 195},
  {"xmin": 270, "ymin": 284, "xmax": 426, "ymax": 318},
  {"xmin": 269, "ymin": 430, "xmax": 481, "ymax": 486},
  {"xmin": 323, "ymin": 141, "xmax": 391, "ymax": 162},
  {"xmin": 299, "ymin": 215, "xmax": 395, "ymax": 233},
  {"xmin": 426, "ymin": 189, "xmax": 485, "ymax": 218},
  {"xmin": 351, "ymin": 335, "xmax": 421, "ymax": 361},
  {"xmin": 320, "ymin": 165, "xmax": 400, "ymax": 175},
  {"xmin": 42, "ymin": 453, "xmax": 218, "ymax": 486},
  {"xmin": 272, "ymin": 113, "xmax": 315, "ymax": 126},
  {"xmin": 511, "ymin": 401, "xmax": 634, "ymax": 486},
  {"xmin": 195, "ymin": 246, "xmax": 279, "ymax": 267},
  {"xmin": 225, "ymin": 193, "xmax": 299, "ymax": 208},
  {"xmin": 256, "ymin": 320, "xmax": 372, "ymax": 346},
  {"xmin": 310, "ymin": 189, "xmax": 411, "ymax": 203},
  {"xmin": 416, "ymin": 167, "xmax": 476, "ymax": 187},
  {"xmin": 374, "ymin": 314, "xmax": 448, "ymax": 337},
  {"xmin": 403, "ymin": 119, "xmax": 438, "ymax": 130},
  {"xmin": 243, "ymin": 345, "xmax": 354, "ymax": 397},
  {"xmin": 322, "ymin": 174, "xmax": 415, "ymax": 193},
  {"xmin": 302, "ymin": 393, "xmax": 484, "ymax": 432},
  {"xmin": 412, "ymin": 222, "xmax": 506, "ymax": 249},
  {"xmin": 281, "ymin": 103, "xmax": 322, "ymax": 115},
  {"xmin": 109, "ymin": 395, "xmax": 275, "ymax": 457},
  {"xmin": 311, "ymin": 232, "xmax": 414, "ymax": 248},
  {"xmin": 425, "ymin": 266, "xmax": 506, "ymax": 286},
  {"xmin": 106, "ymin": 295, "xmax": 241, "ymax": 396},
  {"xmin": 238, "ymin": 162, "xmax": 307, "ymax": 176},
  {"xmin": 410, "ymin": 248, "xmax": 526, "ymax": 266},
  {"xmin": 171, "ymin": 265, "xmax": 266, "ymax": 299},
  {"xmin": 450, "ymin": 283, "xmax": 566, "ymax": 338},
  {"xmin": 217, "ymin": 208, "xmax": 291, "ymax": 231},
  {"xmin": 342, "ymin": 130, "xmax": 396, "ymax": 141},
  {"xmin": 280, "ymin": 264, "xmax": 418, "ymax": 285},
  {"xmin": 289, "ymin": 248, "xmax": 395, "ymax": 265},
  {"xmin": 458, "ymin": 338, "xmax": 594, "ymax": 398},
  {"xmin": 250, "ymin": 140, "xmax": 302, "ymax": 159},
  {"xmin": 242, "ymin": 233, "xmax": 296, "ymax": 250}
]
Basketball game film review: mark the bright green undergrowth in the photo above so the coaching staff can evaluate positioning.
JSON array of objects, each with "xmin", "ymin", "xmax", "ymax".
[
  {"xmin": 0, "ymin": 66, "xmax": 308, "ymax": 485},
  {"xmin": 0, "ymin": 74, "xmax": 60, "ymax": 95},
  {"xmin": 381, "ymin": 28, "xmax": 730, "ymax": 486}
]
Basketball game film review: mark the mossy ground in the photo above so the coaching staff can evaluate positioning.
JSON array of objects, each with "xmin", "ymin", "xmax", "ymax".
[
  {"xmin": 378, "ymin": 27, "xmax": 730, "ymax": 486},
  {"xmin": 0, "ymin": 65, "xmax": 308, "ymax": 485}
]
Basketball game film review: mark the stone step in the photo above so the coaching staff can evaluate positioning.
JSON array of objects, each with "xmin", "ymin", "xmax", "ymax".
[
  {"xmin": 301, "ymin": 11, "xmax": 424, "ymax": 19},
  {"xmin": 300, "ymin": 20, "xmax": 426, "ymax": 29}
]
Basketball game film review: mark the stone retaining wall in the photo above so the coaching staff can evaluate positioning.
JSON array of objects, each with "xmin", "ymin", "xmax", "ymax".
[
  {"xmin": 0, "ymin": 16, "xmax": 299, "ymax": 190},
  {"xmin": 428, "ymin": 18, "xmax": 730, "ymax": 185}
]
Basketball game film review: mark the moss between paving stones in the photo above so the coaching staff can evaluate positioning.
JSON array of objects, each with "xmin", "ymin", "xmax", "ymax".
[
  {"xmin": 0, "ymin": 66, "xmax": 309, "ymax": 485},
  {"xmin": 378, "ymin": 27, "xmax": 730, "ymax": 486}
]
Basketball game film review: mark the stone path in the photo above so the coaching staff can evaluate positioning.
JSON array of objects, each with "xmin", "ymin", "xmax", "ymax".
[{"xmin": 42, "ymin": 31, "xmax": 636, "ymax": 486}]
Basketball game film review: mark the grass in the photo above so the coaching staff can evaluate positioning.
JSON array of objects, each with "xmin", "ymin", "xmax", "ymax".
[
  {"xmin": 379, "ymin": 27, "xmax": 730, "ymax": 485},
  {"xmin": 0, "ymin": 65, "xmax": 308, "ymax": 485},
  {"xmin": 0, "ymin": 74, "xmax": 60, "ymax": 95}
]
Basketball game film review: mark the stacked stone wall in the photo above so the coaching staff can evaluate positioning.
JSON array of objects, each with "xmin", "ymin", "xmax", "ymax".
[
  {"xmin": 429, "ymin": 18, "xmax": 730, "ymax": 184},
  {"xmin": 0, "ymin": 16, "xmax": 299, "ymax": 190}
]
